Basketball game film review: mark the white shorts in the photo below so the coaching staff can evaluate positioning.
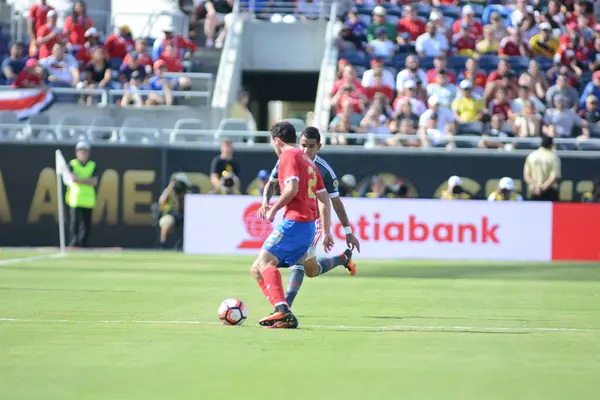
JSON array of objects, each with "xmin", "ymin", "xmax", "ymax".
[
  {"xmin": 217, "ymin": 13, "xmax": 233, "ymax": 25},
  {"xmin": 306, "ymin": 218, "xmax": 322, "ymax": 261}
]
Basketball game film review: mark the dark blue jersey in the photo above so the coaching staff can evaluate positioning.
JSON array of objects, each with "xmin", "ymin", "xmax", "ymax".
[{"xmin": 270, "ymin": 155, "xmax": 339, "ymax": 198}]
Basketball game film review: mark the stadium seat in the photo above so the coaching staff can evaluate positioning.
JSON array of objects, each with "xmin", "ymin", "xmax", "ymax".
[
  {"xmin": 419, "ymin": 56, "xmax": 436, "ymax": 71},
  {"xmin": 507, "ymin": 56, "xmax": 530, "ymax": 71},
  {"xmin": 340, "ymin": 52, "xmax": 369, "ymax": 68},
  {"xmin": 358, "ymin": 14, "xmax": 371, "ymax": 26},
  {"xmin": 387, "ymin": 7, "xmax": 403, "ymax": 17},
  {"xmin": 387, "ymin": 15, "xmax": 400, "ymax": 26},
  {"xmin": 119, "ymin": 117, "xmax": 158, "ymax": 143},
  {"xmin": 215, "ymin": 118, "xmax": 250, "ymax": 143},
  {"xmin": 55, "ymin": 115, "xmax": 86, "ymax": 141},
  {"xmin": 87, "ymin": 116, "xmax": 117, "ymax": 142},
  {"xmin": 439, "ymin": 5, "xmax": 461, "ymax": 20},
  {"xmin": 355, "ymin": 3, "xmax": 374, "ymax": 13},
  {"xmin": 457, "ymin": 122, "xmax": 484, "ymax": 136},
  {"xmin": 392, "ymin": 53, "xmax": 409, "ymax": 69},
  {"xmin": 534, "ymin": 57, "xmax": 553, "ymax": 71},
  {"xmin": 169, "ymin": 118, "xmax": 213, "ymax": 143},
  {"xmin": 449, "ymin": 56, "xmax": 470, "ymax": 71},
  {"xmin": 0, "ymin": 111, "xmax": 21, "ymax": 140},
  {"xmin": 478, "ymin": 55, "xmax": 501, "ymax": 70},
  {"xmin": 354, "ymin": 65, "xmax": 366, "ymax": 78},
  {"xmin": 284, "ymin": 118, "xmax": 306, "ymax": 135},
  {"xmin": 23, "ymin": 114, "xmax": 54, "ymax": 140}
]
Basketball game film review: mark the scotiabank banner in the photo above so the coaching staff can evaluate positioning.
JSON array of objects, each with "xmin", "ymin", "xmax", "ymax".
[{"xmin": 184, "ymin": 195, "xmax": 553, "ymax": 262}]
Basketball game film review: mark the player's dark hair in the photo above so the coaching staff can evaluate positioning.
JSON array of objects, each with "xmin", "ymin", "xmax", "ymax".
[
  {"xmin": 301, "ymin": 126, "xmax": 321, "ymax": 143},
  {"xmin": 271, "ymin": 121, "xmax": 297, "ymax": 144}
]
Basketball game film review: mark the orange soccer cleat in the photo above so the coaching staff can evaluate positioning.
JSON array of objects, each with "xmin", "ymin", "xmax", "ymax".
[
  {"xmin": 258, "ymin": 311, "xmax": 298, "ymax": 329},
  {"xmin": 343, "ymin": 248, "xmax": 357, "ymax": 276}
]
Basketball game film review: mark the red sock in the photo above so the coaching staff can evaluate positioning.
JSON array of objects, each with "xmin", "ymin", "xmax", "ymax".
[
  {"xmin": 257, "ymin": 280, "xmax": 274, "ymax": 306},
  {"xmin": 261, "ymin": 266, "xmax": 287, "ymax": 307}
]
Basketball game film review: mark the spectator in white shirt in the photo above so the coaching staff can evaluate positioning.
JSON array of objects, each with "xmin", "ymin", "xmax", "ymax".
[
  {"xmin": 40, "ymin": 43, "xmax": 79, "ymax": 87},
  {"xmin": 426, "ymin": 69, "xmax": 457, "ymax": 108},
  {"xmin": 392, "ymin": 80, "xmax": 427, "ymax": 116},
  {"xmin": 416, "ymin": 21, "xmax": 449, "ymax": 58},
  {"xmin": 511, "ymin": 84, "xmax": 546, "ymax": 116},
  {"xmin": 419, "ymin": 95, "xmax": 456, "ymax": 148},
  {"xmin": 367, "ymin": 27, "xmax": 396, "ymax": 60},
  {"xmin": 396, "ymin": 54, "xmax": 427, "ymax": 93},
  {"xmin": 362, "ymin": 57, "xmax": 395, "ymax": 89},
  {"xmin": 543, "ymin": 95, "xmax": 583, "ymax": 139}
]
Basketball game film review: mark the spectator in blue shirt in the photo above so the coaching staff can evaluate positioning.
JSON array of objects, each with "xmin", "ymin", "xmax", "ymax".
[
  {"xmin": 579, "ymin": 72, "xmax": 600, "ymax": 110},
  {"xmin": 119, "ymin": 52, "xmax": 147, "ymax": 87},
  {"xmin": 344, "ymin": 7, "xmax": 368, "ymax": 44},
  {"xmin": 1, "ymin": 42, "xmax": 27, "ymax": 85},
  {"xmin": 482, "ymin": 4, "xmax": 511, "ymax": 26},
  {"xmin": 147, "ymin": 59, "xmax": 175, "ymax": 106}
]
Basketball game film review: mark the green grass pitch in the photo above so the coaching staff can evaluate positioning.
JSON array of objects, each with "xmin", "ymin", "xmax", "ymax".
[{"xmin": 1, "ymin": 251, "xmax": 600, "ymax": 399}]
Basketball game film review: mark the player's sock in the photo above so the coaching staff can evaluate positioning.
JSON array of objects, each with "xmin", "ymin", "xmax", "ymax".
[
  {"xmin": 317, "ymin": 253, "xmax": 348, "ymax": 276},
  {"xmin": 257, "ymin": 279, "xmax": 274, "ymax": 306},
  {"xmin": 285, "ymin": 264, "xmax": 305, "ymax": 308},
  {"xmin": 262, "ymin": 266, "xmax": 290, "ymax": 313}
]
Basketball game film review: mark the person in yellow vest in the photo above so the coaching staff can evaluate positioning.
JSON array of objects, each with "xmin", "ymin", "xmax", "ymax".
[
  {"xmin": 158, "ymin": 173, "xmax": 191, "ymax": 249},
  {"xmin": 488, "ymin": 177, "xmax": 523, "ymax": 201},
  {"xmin": 440, "ymin": 175, "xmax": 471, "ymax": 200},
  {"xmin": 66, "ymin": 141, "xmax": 98, "ymax": 247},
  {"xmin": 582, "ymin": 179, "xmax": 600, "ymax": 203}
]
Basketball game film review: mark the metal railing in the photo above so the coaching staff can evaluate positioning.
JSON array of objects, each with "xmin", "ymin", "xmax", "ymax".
[
  {"xmin": 164, "ymin": 72, "xmax": 214, "ymax": 95},
  {"xmin": 243, "ymin": 0, "xmax": 329, "ymax": 21},
  {"xmin": 2, "ymin": 122, "xmax": 599, "ymax": 153}
]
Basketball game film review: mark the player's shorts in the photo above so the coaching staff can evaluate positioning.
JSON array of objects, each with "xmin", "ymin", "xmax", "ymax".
[
  {"xmin": 262, "ymin": 219, "xmax": 316, "ymax": 267},
  {"xmin": 306, "ymin": 217, "xmax": 323, "ymax": 260}
]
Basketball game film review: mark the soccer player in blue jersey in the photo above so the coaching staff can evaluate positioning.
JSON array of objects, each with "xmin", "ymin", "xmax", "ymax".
[
  {"xmin": 251, "ymin": 122, "xmax": 334, "ymax": 329},
  {"xmin": 259, "ymin": 127, "xmax": 361, "ymax": 308}
]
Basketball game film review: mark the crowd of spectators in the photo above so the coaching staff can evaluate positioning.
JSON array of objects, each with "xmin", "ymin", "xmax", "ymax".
[
  {"xmin": 332, "ymin": 0, "xmax": 600, "ymax": 150},
  {"xmin": 1, "ymin": 0, "xmax": 198, "ymax": 107}
]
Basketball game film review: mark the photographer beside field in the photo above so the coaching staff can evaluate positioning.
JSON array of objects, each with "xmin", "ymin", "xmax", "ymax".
[
  {"xmin": 210, "ymin": 171, "xmax": 241, "ymax": 195},
  {"xmin": 488, "ymin": 177, "xmax": 523, "ymax": 201},
  {"xmin": 157, "ymin": 173, "xmax": 191, "ymax": 250},
  {"xmin": 439, "ymin": 176, "xmax": 471, "ymax": 200}
]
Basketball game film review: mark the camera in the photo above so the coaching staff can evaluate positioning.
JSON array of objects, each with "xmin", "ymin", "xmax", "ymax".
[
  {"xmin": 223, "ymin": 177, "xmax": 235, "ymax": 188},
  {"xmin": 173, "ymin": 180, "xmax": 187, "ymax": 193}
]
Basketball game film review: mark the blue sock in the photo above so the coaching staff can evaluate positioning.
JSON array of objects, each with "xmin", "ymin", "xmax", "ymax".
[
  {"xmin": 317, "ymin": 254, "xmax": 347, "ymax": 275},
  {"xmin": 285, "ymin": 264, "xmax": 305, "ymax": 308}
]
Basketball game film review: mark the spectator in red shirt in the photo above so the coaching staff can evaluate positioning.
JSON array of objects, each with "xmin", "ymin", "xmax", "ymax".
[
  {"xmin": 75, "ymin": 27, "xmax": 101, "ymax": 67},
  {"xmin": 487, "ymin": 59, "xmax": 511, "ymax": 83},
  {"xmin": 488, "ymin": 88, "xmax": 512, "ymax": 120},
  {"xmin": 364, "ymin": 72, "xmax": 394, "ymax": 103},
  {"xmin": 333, "ymin": 86, "xmax": 365, "ymax": 115},
  {"xmin": 427, "ymin": 56, "xmax": 457, "ymax": 84},
  {"xmin": 499, "ymin": 28, "xmax": 531, "ymax": 57},
  {"xmin": 555, "ymin": 33, "xmax": 589, "ymax": 78},
  {"xmin": 63, "ymin": 1, "xmax": 94, "ymax": 53},
  {"xmin": 11, "ymin": 58, "xmax": 45, "ymax": 88},
  {"xmin": 452, "ymin": 23, "xmax": 477, "ymax": 56},
  {"xmin": 28, "ymin": 0, "xmax": 54, "ymax": 56},
  {"xmin": 461, "ymin": 58, "xmax": 488, "ymax": 89},
  {"xmin": 123, "ymin": 39, "xmax": 153, "ymax": 69},
  {"xmin": 36, "ymin": 10, "xmax": 61, "ymax": 59},
  {"xmin": 452, "ymin": 5, "xmax": 483, "ymax": 39},
  {"xmin": 152, "ymin": 24, "xmax": 199, "ymax": 62},
  {"xmin": 396, "ymin": 5, "xmax": 426, "ymax": 44},
  {"xmin": 331, "ymin": 65, "xmax": 364, "ymax": 97},
  {"xmin": 104, "ymin": 25, "xmax": 135, "ymax": 68},
  {"xmin": 160, "ymin": 43, "xmax": 184, "ymax": 73}
]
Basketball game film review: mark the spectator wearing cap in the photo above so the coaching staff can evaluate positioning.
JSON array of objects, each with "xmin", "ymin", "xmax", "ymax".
[
  {"xmin": 75, "ymin": 27, "xmax": 101, "ymax": 67},
  {"xmin": 543, "ymin": 95, "xmax": 583, "ymax": 140},
  {"xmin": 428, "ymin": 9, "xmax": 448, "ymax": 38},
  {"xmin": 418, "ymin": 95, "xmax": 456, "ymax": 148},
  {"xmin": 482, "ymin": 3, "xmax": 511, "ymax": 27},
  {"xmin": 530, "ymin": 22, "xmax": 559, "ymax": 58},
  {"xmin": 120, "ymin": 70, "xmax": 145, "ymax": 107},
  {"xmin": 2, "ymin": 42, "xmax": 26, "ymax": 85},
  {"xmin": 546, "ymin": 73, "xmax": 579, "ymax": 109},
  {"xmin": 248, "ymin": 170, "xmax": 270, "ymax": 196},
  {"xmin": 11, "ymin": 58, "xmax": 45, "ymax": 89},
  {"xmin": 488, "ymin": 177, "xmax": 523, "ymax": 201},
  {"xmin": 147, "ymin": 60, "xmax": 175, "ymax": 106},
  {"xmin": 153, "ymin": 22, "xmax": 198, "ymax": 61},
  {"xmin": 366, "ymin": 27, "xmax": 396, "ymax": 60},
  {"xmin": 367, "ymin": 6, "xmax": 396, "ymax": 42},
  {"xmin": 426, "ymin": 56, "xmax": 456, "ymax": 85},
  {"xmin": 28, "ymin": 0, "xmax": 55, "ymax": 56},
  {"xmin": 498, "ymin": 28, "xmax": 531, "ymax": 57},
  {"xmin": 105, "ymin": 25, "xmax": 135, "ymax": 68},
  {"xmin": 362, "ymin": 57, "xmax": 395, "ymax": 90},
  {"xmin": 440, "ymin": 176, "xmax": 471, "ymax": 200},
  {"xmin": 452, "ymin": 22, "xmax": 477, "ymax": 56},
  {"xmin": 119, "ymin": 52, "xmax": 147, "ymax": 87},
  {"xmin": 81, "ymin": 47, "xmax": 112, "ymax": 105},
  {"xmin": 40, "ymin": 43, "xmax": 80, "ymax": 88},
  {"xmin": 485, "ymin": 12, "xmax": 509, "ymax": 43},
  {"xmin": 426, "ymin": 69, "xmax": 457, "ymax": 108},
  {"xmin": 392, "ymin": 80, "xmax": 426, "ymax": 116},
  {"xmin": 452, "ymin": 80, "xmax": 484, "ymax": 123},
  {"xmin": 476, "ymin": 25, "xmax": 500, "ymax": 56},
  {"xmin": 578, "ymin": 95, "xmax": 600, "ymax": 141},
  {"xmin": 396, "ymin": 55, "xmax": 427, "ymax": 94},
  {"xmin": 35, "ymin": 10, "xmax": 61, "ymax": 59},
  {"xmin": 203, "ymin": 0, "xmax": 234, "ymax": 48},
  {"xmin": 579, "ymin": 72, "xmax": 600, "ymax": 109},
  {"xmin": 123, "ymin": 39, "xmax": 153, "ymax": 69},
  {"xmin": 159, "ymin": 42, "xmax": 184, "ymax": 73},
  {"xmin": 511, "ymin": 0, "xmax": 531, "ymax": 28},
  {"xmin": 415, "ymin": 22, "xmax": 449, "ymax": 58},
  {"xmin": 523, "ymin": 135, "xmax": 561, "ymax": 202},
  {"xmin": 63, "ymin": 1, "xmax": 94, "ymax": 53},
  {"xmin": 452, "ymin": 5, "xmax": 483, "ymax": 39},
  {"xmin": 397, "ymin": 5, "xmax": 426, "ymax": 45}
]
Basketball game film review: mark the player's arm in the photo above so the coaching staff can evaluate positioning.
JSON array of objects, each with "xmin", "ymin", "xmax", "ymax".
[
  {"xmin": 267, "ymin": 154, "xmax": 299, "ymax": 218},
  {"xmin": 269, "ymin": 179, "xmax": 298, "ymax": 217},
  {"xmin": 315, "ymin": 171, "xmax": 334, "ymax": 252}
]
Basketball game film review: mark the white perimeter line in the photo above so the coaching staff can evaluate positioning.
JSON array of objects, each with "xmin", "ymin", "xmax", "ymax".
[
  {"xmin": 0, "ymin": 253, "xmax": 67, "ymax": 266},
  {"xmin": 0, "ymin": 318, "xmax": 597, "ymax": 333}
]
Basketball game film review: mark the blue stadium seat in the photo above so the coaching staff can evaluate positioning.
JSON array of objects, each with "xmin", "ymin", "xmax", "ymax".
[
  {"xmin": 439, "ymin": 5, "xmax": 461, "ymax": 20},
  {"xmin": 355, "ymin": 3, "xmax": 374, "ymax": 13},
  {"xmin": 340, "ymin": 52, "xmax": 369, "ymax": 68},
  {"xmin": 534, "ymin": 57, "xmax": 553, "ymax": 71},
  {"xmin": 420, "ymin": 56, "xmax": 436, "ymax": 70},
  {"xmin": 507, "ymin": 56, "xmax": 530, "ymax": 71},
  {"xmin": 478, "ymin": 55, "xmax": 501, "ymax": 70},
  {"xmin": 387, "ymin": 7, "xmax": 403, "ymax": 17},
  {"xmin": 392, "ymin": 53, "xmax": 409, "ymax": 69},
  {"xmin": 449, "ymin": 55, "xmax": 470, "ymax": 70},
  {"xmin": 457, "ymin": 122, "xmax": 484, "ymax": 136}
]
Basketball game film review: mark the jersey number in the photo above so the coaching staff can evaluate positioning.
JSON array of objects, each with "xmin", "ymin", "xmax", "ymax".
[{"xmin": 307, "ymin": 166, "xmax": 317, "ymax": 199}]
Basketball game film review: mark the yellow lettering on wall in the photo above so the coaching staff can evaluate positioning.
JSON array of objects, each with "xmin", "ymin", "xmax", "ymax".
[
  {"xmin": 27, "ymin": 168, "xmax": 58, "ymax": 223},
  {"xmin": 123, "ymin": 170, "xmax": 155, "ymax": 225},
  {"xmin": 0, "ymin": 171, "xmax": 11, "ymax": 223},
  {"xmin": 93, "ymin": 169, "xmax": 119, "ymax": 225}
]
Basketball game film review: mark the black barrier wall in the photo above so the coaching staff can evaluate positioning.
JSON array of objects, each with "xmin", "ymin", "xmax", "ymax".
[{"xmin": 0, "ymin": 143, "xmax": 598, "ymax": 247}]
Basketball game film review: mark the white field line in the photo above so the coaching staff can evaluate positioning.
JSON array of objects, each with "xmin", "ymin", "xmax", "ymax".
[
  {"xmin": 0, "ymin": 317, "xmax": 598, "ymax": 333},
  {"xmin": 0, "ymin": 252, "xmax": 67, "ymax": 266}
]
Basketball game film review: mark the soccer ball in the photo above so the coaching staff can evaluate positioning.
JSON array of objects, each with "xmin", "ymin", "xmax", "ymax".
[{"xmin": 218, "ymin": 298, "xmax": 248, "ymax": 326}]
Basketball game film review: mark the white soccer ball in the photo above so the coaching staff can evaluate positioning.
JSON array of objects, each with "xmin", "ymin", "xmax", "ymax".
[{"xmin": 218, "ymin": 298, "xmax": 248, "ymax": 326}]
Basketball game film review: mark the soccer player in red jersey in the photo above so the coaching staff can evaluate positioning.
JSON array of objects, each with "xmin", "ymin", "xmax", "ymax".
[{"xmin": 251, "ymin": 121, "xmax": 333, "ymax": 329}]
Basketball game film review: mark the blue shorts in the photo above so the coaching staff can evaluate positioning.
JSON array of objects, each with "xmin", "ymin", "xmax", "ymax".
[{"xmin": 262, "ymin": 219, "xmax": 316, "ymax": 267}]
